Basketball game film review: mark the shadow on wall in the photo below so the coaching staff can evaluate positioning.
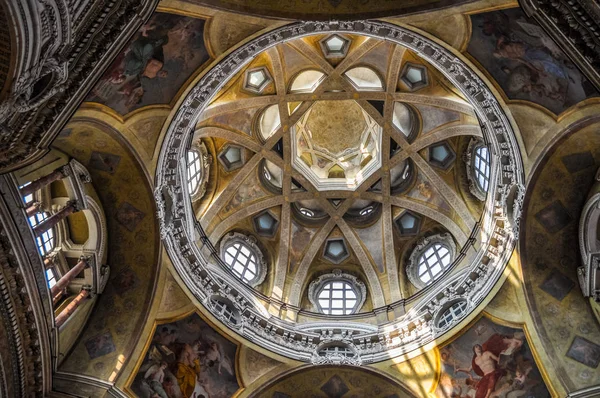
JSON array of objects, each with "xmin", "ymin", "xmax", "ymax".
[{"xmin": 249, "ymin": 364, "xmax": 416, "ymax": 397}]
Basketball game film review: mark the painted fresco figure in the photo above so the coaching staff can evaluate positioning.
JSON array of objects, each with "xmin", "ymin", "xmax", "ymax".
[
  {"xmin": 471, "ymin": 9, "xmax": 595, "ymax": 115},
  {"xmin": 489, "ymin": 367, "xmax": 531, "ymax": 398},
  {"xmin": 144, "ymin": 362, "xmax": 169, "ymax": 398},
  {"xmin": 204, "ymin": 341, "xmax": 234, "ymax": 376},
  {"xmin": 494, "ymin": 37, "xmax": 568, "ymax": 101},
  {"xmin": 457, "ymin": 343, "xmax": 505, "ymax": 398},
  {"xmin": 175, "ymin": 342, "xmax": 211, "ymax": 398}
]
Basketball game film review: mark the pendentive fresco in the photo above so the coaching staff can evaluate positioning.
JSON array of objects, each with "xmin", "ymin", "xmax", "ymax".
[
  {"xmin": 87, "ymin": 13, "xmax": 209, "ymax": 114},
  {"xmin": 130, "ymin": 313, "xmax": 240, "ymax": 398}
]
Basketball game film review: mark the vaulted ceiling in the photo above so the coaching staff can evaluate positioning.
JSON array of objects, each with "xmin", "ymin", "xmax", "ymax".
[{"xmin": 2, "ymin": 0, "xmax": 600, "ymax": 397}]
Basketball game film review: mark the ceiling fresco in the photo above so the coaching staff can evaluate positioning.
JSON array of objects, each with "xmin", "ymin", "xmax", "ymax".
[
  {"xmin": 15, "ymin": 0, "xmax": 599, "ymax": 396},
  {"xmin": 521, "ymin": 123, "xmax": 600, "ymax": 389},
  {"xmin": 87, "ymin": 12, "xmax": 210, "ymax": 115},
  {"xmin": 435, "ymin": 315, "xmax": 551, "ymax": 398},
  {"xmin": 467, "ymin": 8, "xmax": 598, "ymax": 115}
]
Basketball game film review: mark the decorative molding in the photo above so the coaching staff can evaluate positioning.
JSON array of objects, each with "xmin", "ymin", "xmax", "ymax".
[
  {"xmin": 154, "ymin": 20, "xmax": 524, "ymax": 364},
  {"xmin": 0, "ymin": 175, "xmax": 52, "ymax": 396},
  {"xmin": 578, "ymin": 190, "xmax": 600, "ymax": 301},
  {"xmin": 567, "ymin": 385, "xmax": 600, "ymax": 398},
  {"xmin": 312, "ymin": 334, "xmax": 362, "ymax": 366},
  {"xmin": 0, "ymin": 0, "xmax": 159, "ymax": 173},
  {"xmin": 520, "ymin": 0, "xmax": 600, "ymax": 91}
]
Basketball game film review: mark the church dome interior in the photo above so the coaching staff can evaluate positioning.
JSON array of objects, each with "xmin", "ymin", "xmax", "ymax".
[{"xmin": 0, "ymin": 0, "xmax": 599, "ymax": 397}]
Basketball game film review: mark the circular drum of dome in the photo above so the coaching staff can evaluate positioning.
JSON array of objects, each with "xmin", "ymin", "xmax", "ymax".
[{"xmin": 155, "ymin": 20, "xmax": 524, "ymax": 364}]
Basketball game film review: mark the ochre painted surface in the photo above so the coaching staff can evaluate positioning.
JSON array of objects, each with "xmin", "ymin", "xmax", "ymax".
[
  {"xmin": 521, "ymin": 123, "xmax": 600, "ymax": 390},
  {"xmin": 31, "ymin": 1, "xmax": 600, "ymax": 395},
  {"xmin": 53, "ymin": 120, "xmax": 160, "ymax": 381},
  {"xmin": 66, "ymin": 211, "xmax": 90, "ymax": 245}
]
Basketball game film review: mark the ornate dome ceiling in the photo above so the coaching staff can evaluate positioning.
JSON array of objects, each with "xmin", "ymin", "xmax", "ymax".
[{"xmin": 155, "ymin": 21, "xmax": 524, "ymax": 364}]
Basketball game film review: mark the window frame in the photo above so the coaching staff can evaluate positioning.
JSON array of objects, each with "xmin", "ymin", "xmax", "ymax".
[
  {"xmin": 435, "ymin": 299, "xmax": 469, "ymax": 330},
  {"xmin": 465, "ymin": 138, "xmax": 491, "ymax": 201},
  {"xmin": 187, "ymin": 142, "xmax": 211, "ymax": 201},
  {"xmin": 406, "ymin": 233, "xmax": 456, "ymax": 289},
  {"xmin": 45, "ymin": 267, "xmax": 58, "ymax": 289},
  {"xmin": 28, "ymin": 212, "xmax": 55, "ymax": 256},
  {"xmin": 308, "ymin": 269, "xmax": 366, "ymax": 315},
  {"xmin": 186, "ymin": 150, "xmax": 202, "ymax": 196},
  {"xmin": 219, "ymin": 232, "xmax": 267, "ymax": 287},
  {"xmin": 210, "ymin": 296, "xmax": 241, "ymax": 326}
]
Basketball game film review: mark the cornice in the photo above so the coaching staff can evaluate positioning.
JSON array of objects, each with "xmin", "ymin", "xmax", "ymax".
[
  {"xmin": 154, "ymin": 20, "xmax": 525, "ymax": 364},
  {"xmin": 0, "ymin": 175, "xmax": 54, "ymax": 396},
  {"xmin": 0, "ymin": 0, "xmax": 160, "ymax": 173},
  {"xmin": 520, "ymin": 0, "xmax": 600, "ymax": 91}
]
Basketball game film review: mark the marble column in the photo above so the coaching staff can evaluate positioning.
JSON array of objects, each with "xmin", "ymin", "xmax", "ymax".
[
  {"xmin": 20, "ymin": 166, "xmax": 68, "ymax": 197},
  {"xmin": 55, "ymin": 287, "xmax": 90, "ymax": 328},
  {"xmin": 25, "ymin": 201, "xmax": 42, "ymax": 217},
  {"xmin": 52, "ymin": 289, "xmax": 65, "ymax": 306},
  {"xmin": 50, "ymin": 256, "xmax": 88, "ymax": 297},
  {"xmin": 43, "ymin": 253, "xmax": 58, "ymax": 269},
  {"xmin": 33, "ymin": 200, "xmax": 78, "ymax": 238}
]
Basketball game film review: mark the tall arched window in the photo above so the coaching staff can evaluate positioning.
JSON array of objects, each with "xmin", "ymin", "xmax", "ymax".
[
  {"xmin": 46, "ymin": 268, "xmax": 57, "ymax": 288},
  {"xmin": 186, "ymin": 150, "xmax": 202, "ymax": 195},
  {"xmin": 473, "ymin": 145, "xmax": 490, "ymax": 193},
  {"xmin": 20, "ymin": 182, "xmax": 33, "ymax": 204},
  {"xmin": 28, "ymin": 212, "xmax": 54, "ymax": 256}
]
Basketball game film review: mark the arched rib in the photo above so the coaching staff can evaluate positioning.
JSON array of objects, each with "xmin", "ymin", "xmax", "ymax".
[
  {"xmin": 388, "ymin": 196, "xmax": 469, "ymax": 245},
  {"xmin": 288, "ymin": 218, "xmax": 336, "ymax": 306},
  {"xmin": 338, "ymin": 219, "xmax": 386, "ymax": 308},
  {"xmin": 208, "ymin": 196, "xmax": 284, "ymax": 241}
]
